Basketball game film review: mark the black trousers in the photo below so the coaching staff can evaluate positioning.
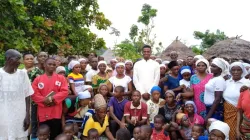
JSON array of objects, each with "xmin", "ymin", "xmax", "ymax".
[
  {"xmin": 31, "ymin": 103, "xmax": 38, "ymax": 139},
  {"xmin": 40, "ymin": 119, "xmax": 62, "ymax": 140},
  {"xmin": 109, "ymin": 120, "xmax": 119, "ymax": 137}
]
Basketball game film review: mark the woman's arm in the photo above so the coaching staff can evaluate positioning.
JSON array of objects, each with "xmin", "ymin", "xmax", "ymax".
[
  {"xmin": 69, "ymin": 83, "xmax": 77, "ymax": 95},
  {"xmin": 205, "ymin": 91, "xmax": 223, "ymax": 121},
  {"xmin": 125, "ymin": 81, "xmax": 133, "ymax": 96},
  {"xmin": 107, "ymin": 81, "xmax": 113, "ymax": 93},
  {"xmin": 236, "ymin": 109, "xmax": 243, "ymax": 139},
  {"xmin": 105, "ymin": 127, "xmax": 115, "ymax": 140}
]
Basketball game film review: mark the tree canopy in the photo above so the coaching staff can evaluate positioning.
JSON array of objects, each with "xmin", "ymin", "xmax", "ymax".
[{"xmin": 0, "ymin": 0, "xmax": 111, "ymax": 56}]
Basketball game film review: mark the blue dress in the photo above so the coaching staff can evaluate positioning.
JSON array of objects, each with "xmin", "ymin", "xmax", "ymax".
[{"xmin": 164, "ymin": 75, "xmax": 180, "ymax": 96}]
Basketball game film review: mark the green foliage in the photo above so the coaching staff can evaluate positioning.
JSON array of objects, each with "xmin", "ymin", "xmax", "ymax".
[
  {"xmin": 191, "ymin": 45, "xmax": 204, "ymax": 55},
  {"xmin": 114, "ymin": 40, "xmax": 141, "ymax": 61},
  {"xmin": 0, "ymin": 0, "xmax": 111, "ymax": 56},
  {"xmin": 0, "ymin": 53, "xmax": 4, "ymax": 67},
  {"xmin": 193, "ymin": 29, "xmax": 228, "ymax": 51}
]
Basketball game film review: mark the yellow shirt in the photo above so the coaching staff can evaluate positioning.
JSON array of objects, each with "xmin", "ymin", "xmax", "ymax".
[{"xmin": 83, "ymin": 115, "xmax": 109, "ymax": 136}]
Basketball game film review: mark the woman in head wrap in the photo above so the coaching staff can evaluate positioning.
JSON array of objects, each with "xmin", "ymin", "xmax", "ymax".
[
  {"xmin": 163, "ymin": 61, "xmax": 181, "ymax": 95},
  {"xmin": 177, "ymin": 59, "xmax": 213, "ymax": 118},
  {"xmin": 185, "ymin": 101, "xmax": 204, "ymax": 126},
  {"xmin": 125, "ymin": 60, "xmax": 133, "ymax": 78},
  {"xmin": 159, "ymin": 64, "xmax": 167, "ymax": 98},
  {"xmin": 56, "ymin": 66, "xmax": 66, "ymax": 77},
  {"xmin": 223, "ymin": 62, "xmax": 250, "ymax": 139},
  {"xmin": 83, "ymin": 94, "xmax": 114, "ymax": 140},
  {"xmin": 78, "ymin": 58, "xmax": 88, "ymax": 76},
  {"xmin": 92, "ymin": 61, "xmax": 109, "ymax": 94},
  {"xmin": 209, "ymin": 121, "xmax": 230, "ymax": 140},
  {"xmin": 108, "ymin": 62, "xmax": 133, "ymax": 97},
  {"xmin": 204, "ymin": 58, "xmax": 229, "ymax": 122},
  {"xmin": 67, "ymin": 60, "xmax": 84, "ymax": 95}
]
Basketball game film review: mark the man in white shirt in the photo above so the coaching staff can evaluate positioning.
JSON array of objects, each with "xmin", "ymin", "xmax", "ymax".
[
  {"xmin": 85, "ymin": 57, "xmax": 98, "ymax": 85},
  {"xmin": 133, "ymin": 45, "xmax": 160, "ymax": 102}
]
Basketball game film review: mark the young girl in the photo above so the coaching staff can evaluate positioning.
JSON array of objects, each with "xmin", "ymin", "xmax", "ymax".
[
  {"xmin": 98, "ymin": 84, "xmax": 110, "ymax": 103},
  {"xmin": 68, "ymin": 60, "xmax": 84, "ymax": 95},
  {"xmin": 151, "ymin": 115, "xmax": 170, "ymax": 140},
  {"xmin": 177, "ymin": 66, "xmax": 192, "ymax": 103},
  {"xmin": 177, "ymin": 113, "xmax": 192, "ymax": 140}
]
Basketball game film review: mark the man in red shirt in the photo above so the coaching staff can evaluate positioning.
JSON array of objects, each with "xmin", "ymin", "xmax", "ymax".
[
  {"xmin": 124, "ymin": 90, "xmax": 148, "ymax": 136},
  {"xmin": 32, "ymin": 58, "xmax": 68, "ymax": 140}
]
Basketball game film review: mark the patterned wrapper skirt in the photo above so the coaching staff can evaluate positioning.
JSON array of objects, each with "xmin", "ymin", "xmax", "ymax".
[
  {"xmin": 224, "ymin": 102, "xmax": 237, "ymax": 140},
  {"xmin": 240, "ymin": 114, "xmax": 250, "ymax": 139}
]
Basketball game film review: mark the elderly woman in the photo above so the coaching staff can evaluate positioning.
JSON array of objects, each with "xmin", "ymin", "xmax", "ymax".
[
  {"xmin": 177, "ymin": 59, "xmax": 213, "ymax": 118},
  {"xmin": 204, "ymin": 58, "xmax": 229, "ymax": 121},
  {"xmin": 185, "ymin": 101, "xmax": 204, "ymax": 126},
  {"xmin": 223, "ymin": 62, "xmax": 250, "ymax": 139},
  {"xmin": 83, "ymin": 94, "xmax": 114, "ymax": 140},
  {"xmin": 92, "ymin": 61, "xmax": 109, "ymax": 94}
]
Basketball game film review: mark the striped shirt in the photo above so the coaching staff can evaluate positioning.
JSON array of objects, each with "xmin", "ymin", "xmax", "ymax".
[{"xmin": 68, "ymin": 73, "xmax": 84, "ymax": 94}]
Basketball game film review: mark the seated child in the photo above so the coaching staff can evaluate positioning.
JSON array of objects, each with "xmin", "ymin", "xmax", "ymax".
[
  {"xmin": 177, "ymin": 113, "xmax": 192, "ymax": 140},
  {"xmin": 116, "ymin": 128, "xmax": 131, "ymax": 140},
  {"xmin": 140, "ymin": 125, "xmax": 152, "ymax": 140},
  {"xmin": 209, "ymin": 121, "xmax": 230, "ymax": 140},
  {"xmin": 131, "ymin": 127, "xmax": 141, "ymax": 140},
  {"xmin": 63, "ymin": 123, "xmax": 78, "ymax": 140},
  {"xmin": 37, "ymin": 124, "xmax": 50, "ymax": 140},
  {"xmin": 98, "ymin": 84, "xmax": 110, "ymax": 103},
  {"xmin": 191, "ymin": 124, "xmax": 204, "ymax": 140},
  {"xmin": 87, "ymin": 128, "xmax": 99, "ymax": 140},
  {"xmin": 55, "ymin": 134, "xmax": 69, "ymax": 140},
  {"xmin": 108, "ymin": 86, "xmax": 129, "ymax": 137},
  {"xmin": 151, "ymin": 115, "xmax": 170, "ymax": 140},
  {"xmin": 146, "ymin": 86, "xmax": 165, "ymax": 128}
]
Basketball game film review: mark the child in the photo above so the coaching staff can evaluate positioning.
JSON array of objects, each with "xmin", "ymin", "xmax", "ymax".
[
  {"xmin": 116, "ymin": 128, "xmax": 131, "ymax": 140},
  {"xmin": 37, "ymin": 124, "xmax": 50, "ymax": 140},
  {"xmin": 63, "ymin": 123, "xmax": 78, "ymax": 140},
  {"xmin": 108, "ymin": 86, "xmax": 129, "ymax": 137},
  {"xmin": 146, "ymin": 86, "xmax": 165, "ymax": 128},
  {"xmin": 204, "ymin": 118, "xmax": 217, "ymax": 136},
  {"xmin": 209, "ymin": 121, "xmax": 230, "ymax": 140},
  {"xmin": 140, "ymin": 125, "xmax": 152, "ymax": 140},
  {"xmin": 87, "ymin": 128, "xmax": 99, "ymax": 140},
  {"xmin": 68, "ymin": 60, "xmax": 84, "ymax": 95},
  {"xmin": 98, "ymin": 84, "xmax": 110, "ymax": 103},
  {"xmin": 191, "ymin": 124, "xmax": 204, "ymax": 140},
  {"xmin": 177, "ymin": 113, "xmax": 192, "ymax": 140},
  {"xmin": 131, "ymin": 127, "xmax": 141, "ymax": 140},
  {"xmin": 151, "ymin": 115, "xmax": 170, "ymax": 140},
  {"xmin": 55, "ymin": 134, "xmax": 69, "ymax": 140},
  {"xmin": 178, "ymin": 66, "xmax": 192, "ymax": 103}
]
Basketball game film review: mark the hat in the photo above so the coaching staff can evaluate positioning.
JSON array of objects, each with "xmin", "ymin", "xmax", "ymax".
[
  {"xmin": 176, "ymin": 113, "xmax": 186, "ymax": 124},
  {"xmin": 56, "ymin": 66, "xmax": 66, "ymax": 74},
  {"xmin": 150, "ymin": 86, "xmax": 161, "ymax": 95},
  {"xmin": 209, "ymin": 121, "xmax": 230, "ymax": 140},
  {"xmin": 94, "ymin": 94, "xmax": 107, "ymax": 110},
  {"xmin": 68, "ymin": 60, "xmax": 80, "ymax": 70},
  {"xmin": 78, "ymin": 90, "xmax": 91, "ymax": 99}
]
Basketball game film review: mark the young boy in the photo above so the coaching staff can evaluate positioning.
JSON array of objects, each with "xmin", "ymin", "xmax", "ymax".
[
  {"xmin": 116, "ymin": 128, "xmax": 131, "ymax": 140},
  {"xmin": 140, "ymin": 125, "xmax": 152, "ymax": 140},
  {"xmin": 191, "ymin": 124, "xmax": 204, "ymax": 140},
  {"xmin": 63, "ymin": 123, "xmax": 78, "ymax": 140},
  {"xmin": 131, "ymin": 127, "xmax": 141, "ymax": 140},
  {"xmin": 151, "ymin": 115, "xmax": 170, "ymax": 140},
  {"xmin": 55, "ymin": 134, "xmax": 69, "ymax": 140},
  {"xmin": 87, "ymin": 128, "xmax": 99, "ymax": 140},
  {"xmin": 37, "ymin": 124, "xmax": 50, "ymax": 140},
  {"xmin": 124, "ymin": 90, "xmax": 148, "ymax": 136},
  {"xmin": 108, "ymin": 86, "xmax": 129, "ymax": 137}
]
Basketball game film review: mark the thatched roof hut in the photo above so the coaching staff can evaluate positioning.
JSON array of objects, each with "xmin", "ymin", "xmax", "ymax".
[
  {"xmin": 160, "ymin": 38, "xmax": 195, "ymax": 60},
  {"xmin": 203, "ymin": 37, "xmax": 250, "ymax": 62}
]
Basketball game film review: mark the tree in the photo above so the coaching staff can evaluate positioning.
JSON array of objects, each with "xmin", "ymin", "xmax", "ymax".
[
  {"xmin": 193, "ymin": 29, "xmax": 228, "ymax": 51},
  {"xmin": 0, "ymin": 0, "xmax": 111, "ymax": 56},
  {"xmin": 109, "ymin": 27, "xmax": 120, "ymax": 46},
  {"xmin": 191, "ymin": 45, "xmax": 204, "ymax": 55}
]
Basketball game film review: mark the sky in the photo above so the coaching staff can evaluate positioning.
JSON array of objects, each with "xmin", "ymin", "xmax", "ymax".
[{"xmin": 90, "ymin": 0, "xmax": 250, "ymax": 50}]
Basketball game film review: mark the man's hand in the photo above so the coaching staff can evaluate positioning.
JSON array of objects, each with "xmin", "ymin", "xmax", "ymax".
[
  {"xmin": 240, "ymin": 86, "xmax": 249, "ymax": 93},
  {"xmin": 43, "ymin": 96, "xmax": 54, "ymax": 106},
  {"xmin": 23, "ymin": 114, "xmax": 30, "ymax": 131},
  {"xmin": 142, "ymin": 93, "xmax": 150, "ymax": 101}
]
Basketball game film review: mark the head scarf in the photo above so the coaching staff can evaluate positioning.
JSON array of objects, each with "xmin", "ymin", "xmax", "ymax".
[
  {"xmin": 230, "ymin": 62, "xmax": 248, "ymax": 78},
  {"xmin": 194, "ymin": 55, "xmax": 205, "ymax": 60},
  {"xmin": 150, "ymin": 86, "xmax": 161, "ymax": 95},
  {"xmin": 94, "ymin": 94, "xmax": 107, "ymax": 110},
  {"xmin": 209, "ymin": 121, "xmax": 230, "ymax": 140},
  {"xmin": 180, "ymin": 67, "xmax": 191, "ymax": 75},
  {"xmin": 78, "ymin": 90, "xmax": 91, "ymax": 100},
  {"xmin": 56, "ymin": 66, "xmax": 66, "ymax": 74},
  {"xmin": 97, "ymin": 60, "xmax": 107, "ymax": 67},
  {"xmin": 208, "ymin": 118, "xmax": 217, "ymax": 123},
  {"xmin": 98, "ymin": 84, "xmax": 108, "ymax": 92},
  {"xmin": 165, "ymin": 90, "xmax": 175, "ymax": 97},
  {"xmin": 78, "ymin": 58, "xmax": 86, "ymax": 63},
  {"xmin": 159, "ymin": 64, "xmax": 166, "ymax": 69},
  {"xmin": 177, "ymin": 59, "xmax": 184, "ymax": 62},
  {"xmin": 83, "ymin": 85, "xmax": 93, "ymax": 91},
  {"xmin": 178, "ymin": 66, "xmax": 193, "ymax": 80},
  {"xmin": 185, "ymin": 101, "xmax": 197, "ymax": 113},
  {"xmin": 155, "ymin": 58, "xmax": 162, "ymax": 63},
  {"xmin": 125, "ymin": 60, "xmax": 133, "ymax": 66},
  {"xmin": 212, "ymin": 58, "xmax": 230, "ymax": 77},
  {"xmin": 162, "ymin": 61, "xmax": 170, "ymax": 65},
  {"xmin": 196, "ymin": 58, "xmax": 210, "ymax": 73},
  {"xmin": 68, "ymin": 60, "xmax": 80, "ymax": 70},
  {"xmin": 168, "ymin": 61, "xmax": 178, "ymax": 69},
  {"xmin": 110, "ymin": 58, "xmax": 118, "ymax": 63},
  {"xmin": 115, "ymin": 62, "xmax": 125, "ymax": 69},
  {"xmin": 176, "ymin": 113, "xmax": 186, "ymax": 124}
]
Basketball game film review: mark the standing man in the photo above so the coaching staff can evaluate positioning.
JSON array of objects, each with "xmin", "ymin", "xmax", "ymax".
[
  {"xmin": 0, "ymin": 49, "xmax": 34, "ymax": 139},
  {"xmin": 28, "ymin": 51, "xmax": 48, "ymax": 140},
  {"xmin": 32, "ymin": 58, "xmax": 68, "ymax": 140},
  {"xmin": 133, "ymin": 45, "xmax": 160, "ymax": 102},
  {"xmin": 85, "ymin": 57, "xmax": 98, "ymax": 85},
  {"xmin": 22, "ymin": 52, "xmax": 35, "ymax": 73}
]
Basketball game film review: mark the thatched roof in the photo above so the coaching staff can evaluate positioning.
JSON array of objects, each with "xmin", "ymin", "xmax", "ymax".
[
  {"xmin": 203, "ymin": 37, "xmax": 250, "ymax": 62},
  {"xmin": 160, "ymin": 38, "xmax": 195, "ymax": 60},
  {"xmin": 101, "ymin": 49, "xmax": 115, "ymax": 63}
]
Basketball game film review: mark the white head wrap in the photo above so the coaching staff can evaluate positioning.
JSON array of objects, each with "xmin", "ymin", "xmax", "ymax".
[
  {"xmin": 97, "ymin": 60, "xmax": 107, "ymax": 67},
  {"xmin": 194, "ymin": 55, "xmax": 205, "ymax": 60},
  {"xmin": 115, "ymin": 62, "xmax": 125, "ymax": 69},
  {"xmin": 125, "ymin": 60, "xmax": 133, "ymax": 66},
  {"xmin": 177, "ymin": 59, "xmax": 184, "ymax": 62},
  {"xmin": 243, "ymin": 63, "xmax": 250, "ymax": 71},
  {"xmin": 212, "ymin": 58, "xmax": 230, "ymax": 77},
  {"xmin": 209, "ymin": 121, "xmax": 230, "ymax": 140},
  {"xmin": 196, "ymin": 58, "xmax": 210, "ymax": 73},
  {"xmin": 68, "ymin": 60, "xmax": 80, "ymax": 70},
  {"xmin": 185, "ymin": 101, "xmax": 197, "ymax": 113},
  {"xmin": 56, "ymin": 66, "xmax": 66, "ymax": 74},
  {"xmin": 159, "ymin": 64, "xmax": 166, "ymax": 69},
  {"xmin": 155, "ymin": 58, "xmax": 162, "ymax": 63},
  {"xmin": 110, "ymin": 58, "xmax": 118, "ymax": 63},
  {"xmin": 181, "ymin": 69, "xmax": 191, "ymax": 75},
  {"xmin": 162, "ymin": 61, "xmax": 170, "ymax": 65},
  {"xmin": 230, "ymin": 62, "xmax": 248, "ymax": 77},
  {"xmin": 78, "ymin": 90, "xmax": 91, "ymax": 99},
  {"xmin": 78, "ymin": 58, "xmax": 86, "ymax": 63}
]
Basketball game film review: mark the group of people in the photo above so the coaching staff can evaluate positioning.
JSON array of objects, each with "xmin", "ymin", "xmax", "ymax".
[{"xmin": 1, "ymin": 45, "xmax": 250, "ymax": 140}]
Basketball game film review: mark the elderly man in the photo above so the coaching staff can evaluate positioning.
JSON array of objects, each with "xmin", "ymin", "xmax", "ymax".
[
  {"xmin": 0, "ymin": 49, "xmax": 34, "ymax": 139},
  {"xmin": 133, "ymin": 45, "xmax": 160, "ymax": 102},
  {"xmin": 170, "ymin": 51, "xmax": 178, "ymax": 61}
]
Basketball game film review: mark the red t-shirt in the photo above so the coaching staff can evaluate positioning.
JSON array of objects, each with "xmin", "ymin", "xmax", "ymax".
[
  {"xmin": 237, "ymin": 90, "xmax": 250, "ymax": 119},
  {"xmin": 151, "ymin": 129, "xmax": 170, "ymax": 140},
  {"xmin": 124, "ymin": 101, "xmax": 147, "ymax": 121}
]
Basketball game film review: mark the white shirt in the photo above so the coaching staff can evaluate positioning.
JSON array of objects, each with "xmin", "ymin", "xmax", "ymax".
[
  {"xmin": 223, "ymin": 78, "xmax": 250, "ymax": 107},
  {"xmin": 109, "ymin": 75, "xmax": 131, "ymax": 92},
  {"xmin": 133, "ymin": 59, "xmax": 160, "ymax": 94},
  {"xmin": 146, "ymin": 99, "xmax": 164, "ymax": 123},
  {"xmin": 0, "ymin": 68, "xmax": 34, "ymax": 139},
  {"xmin": 85, "ymin": 69, "xmax": 98, "ymax": 82},
  {"xmin": 179, "ymin": 79, "xmax": 190, "ymax": 88},
  {"xmin": 85, "ymin": 64, "xmax": 92, "ymax": 71},
  {"xmin": 204, "ymin": 76, "xmax": 226, "ymax": 105}
]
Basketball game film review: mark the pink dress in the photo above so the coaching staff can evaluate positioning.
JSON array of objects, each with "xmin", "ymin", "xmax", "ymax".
[
  {"xmin": 190, "ymin": 74, "xmax": 213, "ymax": 118},
  {"xmin": 189, "ymin": 114, "xmax": 204, "ymax": 126}
]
